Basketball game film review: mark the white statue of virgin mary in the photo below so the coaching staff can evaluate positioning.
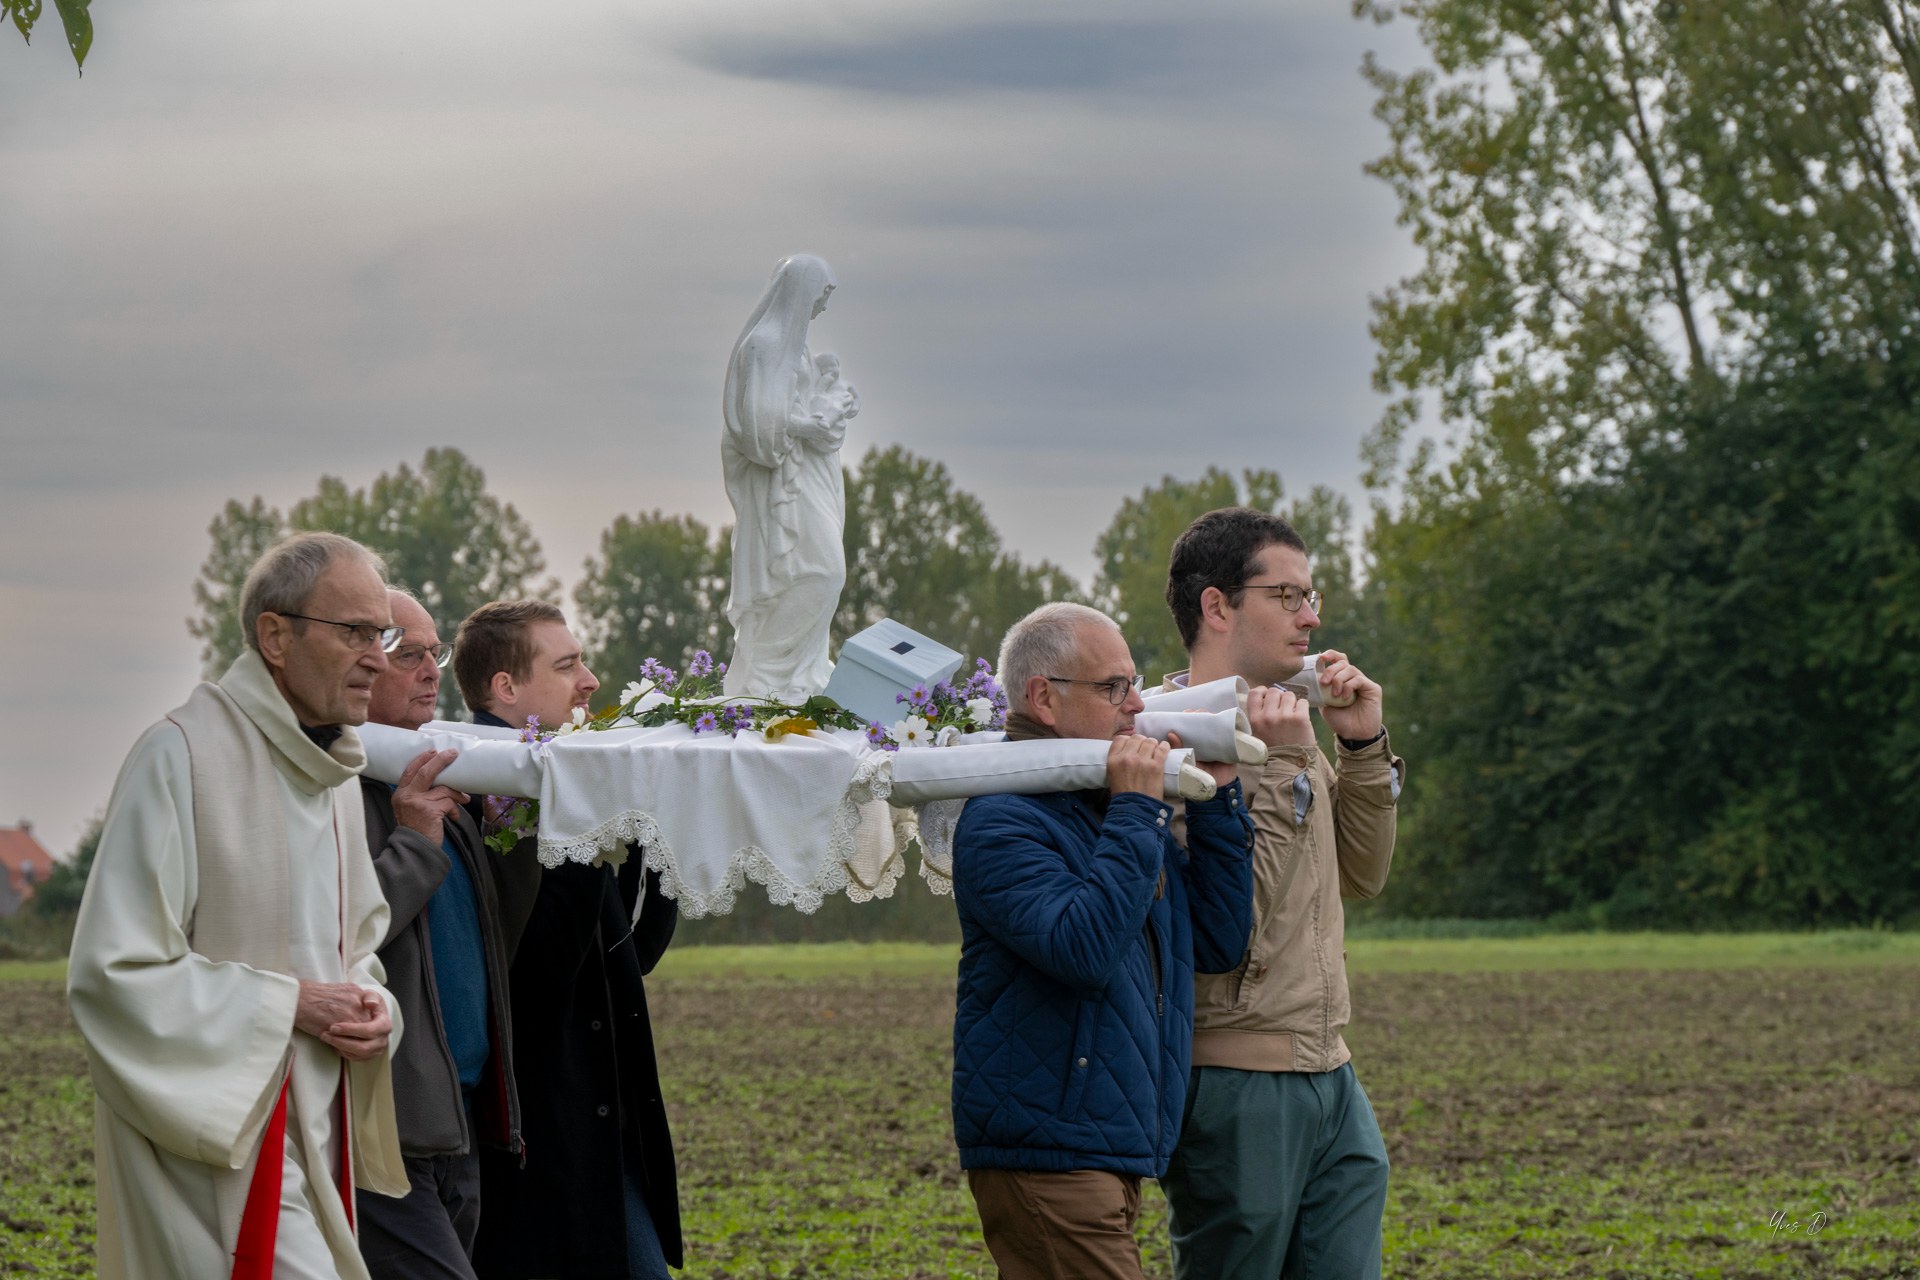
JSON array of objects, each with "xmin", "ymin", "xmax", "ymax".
[{"xmin": 721, "ymin": 254, "xmax": 860, "ymax": 700}]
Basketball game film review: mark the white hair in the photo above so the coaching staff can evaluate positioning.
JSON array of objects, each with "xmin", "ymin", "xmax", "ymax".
[
  {"xmin": 239, "ymin": 532, "xmax": 386, "ymax": 653},
  {"xmin": 997, "ymin": 602, "xmax": 1121, "ymax": 716}
]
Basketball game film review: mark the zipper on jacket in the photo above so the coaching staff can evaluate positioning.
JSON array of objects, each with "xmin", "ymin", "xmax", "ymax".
[
  {"xmin": 458, "ymin": 822, "xmax": 524, "ymax": 1159},
  {"xmin": 1147, "ymin": 917, "xmax": 1164, "ymax": 1019},
  {"xmin": 1146, "ymin": 912, "xmax": 1164, "ymax": 1155},
  {"xmin": 417, "ymin": 903, "xmax": 472, "ymax": 1152}
]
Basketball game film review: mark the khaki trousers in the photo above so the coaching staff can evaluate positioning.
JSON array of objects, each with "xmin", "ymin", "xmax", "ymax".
[{"xmin": 967, "ymin": 1168, "xmax": 1146, "ymax": 1280}]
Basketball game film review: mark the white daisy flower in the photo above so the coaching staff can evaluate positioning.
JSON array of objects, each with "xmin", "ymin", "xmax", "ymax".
[{"xmin": 892, "ymin": 714, "xmax": 933, "ymax": 748}]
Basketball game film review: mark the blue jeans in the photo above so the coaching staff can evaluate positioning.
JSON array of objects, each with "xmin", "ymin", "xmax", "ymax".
[{"xmin": 622, "ymin": 1169, "xmax": 672, "ymax": 1279}]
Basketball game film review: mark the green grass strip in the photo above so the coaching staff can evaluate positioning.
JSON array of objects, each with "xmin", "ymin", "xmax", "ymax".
[
  {"xmin": 0, "ymin": 959, "xmax": 68, "ymax": 983},
  {"xmin": 659, "ymin": 929, "xmax": 1920, "ymax": 981}
]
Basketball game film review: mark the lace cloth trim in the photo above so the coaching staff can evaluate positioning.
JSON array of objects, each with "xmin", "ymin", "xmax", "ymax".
[
  {"xmin": 913, "ymin": 798, "xmax": 963, "ymax": 897},
  {"xmin": 534, "ymin": 749, "xmax": 899, "ymax": 918}
]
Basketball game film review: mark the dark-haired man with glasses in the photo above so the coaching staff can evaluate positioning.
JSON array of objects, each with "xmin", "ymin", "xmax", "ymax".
[
  {"xmin": 1159, "ymin": 507, "xmax": 1404, "ymax": 1280},
  {"xmin": 358, "ymin": 588, "xmax": 525, "ymax": 1280},
  {"xmin": 949, "ymin": 602, "xmax": 1254, "ymax": 1279}
]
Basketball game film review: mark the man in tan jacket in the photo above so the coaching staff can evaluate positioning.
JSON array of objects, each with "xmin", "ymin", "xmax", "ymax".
[{"xmin": 1158, "ymin": 507, "xmax": 1403, "ymax": 1280}]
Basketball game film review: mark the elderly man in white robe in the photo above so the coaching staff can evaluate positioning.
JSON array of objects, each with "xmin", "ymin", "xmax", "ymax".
[{"xmin": 69, "ymin": 531, "xmax": 410, "ymax": 1280}]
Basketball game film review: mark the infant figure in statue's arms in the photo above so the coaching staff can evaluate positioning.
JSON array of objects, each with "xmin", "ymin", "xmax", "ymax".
[{"xmin": 797, "ymin": 352, "xmax": 858, "ymax": 452}]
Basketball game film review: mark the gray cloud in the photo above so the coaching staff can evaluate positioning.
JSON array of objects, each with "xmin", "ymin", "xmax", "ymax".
[{"xmin": 683, "ymin": 15, "xmax": 1325, "ymax": 101}]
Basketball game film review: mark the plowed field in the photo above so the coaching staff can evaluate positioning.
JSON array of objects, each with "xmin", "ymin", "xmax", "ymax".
[{"xmin": 4, "ymin": 938, "xmax": 1917, "ymax": 1277}]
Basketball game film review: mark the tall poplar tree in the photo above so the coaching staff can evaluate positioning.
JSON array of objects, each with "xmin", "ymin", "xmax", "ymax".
[{"xmin": 1357, "ymin": 0, "xmax": 1920, "ymax": 923}]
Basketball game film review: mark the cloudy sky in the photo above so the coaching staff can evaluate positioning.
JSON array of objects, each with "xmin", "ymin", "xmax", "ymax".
[{"xmin": 1, "ymin": 0, "xmax": 1424, "ymax": 858}]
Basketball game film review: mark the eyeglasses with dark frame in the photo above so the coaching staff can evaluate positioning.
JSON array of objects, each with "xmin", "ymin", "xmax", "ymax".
[
  {"xmin": 1043, "ymin": 674, "xmax": 1145, "ymax": 706},
  {"xmin": 1219, "ymin": 582, "xmax": 1324, "ymax": 614},
  {"xmin": 388, "ymin": 642, "xmax": 453, "ymax": 671},
  {"xmin": 273, "ymin": 611, "xmax": 405, "ymax": 653}
]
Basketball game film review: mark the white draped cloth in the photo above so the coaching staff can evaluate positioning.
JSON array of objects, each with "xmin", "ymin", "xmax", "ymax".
[
  {"xmin": 361, "ymin": 713, "xmax": 1237, "ymax": 918},
  {"xmin": 379, "ymin": 719, "xmax": 900, "ymax": 917}
]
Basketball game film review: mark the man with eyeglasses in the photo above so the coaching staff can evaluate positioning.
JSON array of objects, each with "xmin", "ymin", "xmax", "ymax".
[
  {"xmin": 68, "ymin": 531, "xmax": 409, "ymax": 1280},
  {"xmin": 949, "ymin": 602, "xmax": 1254, "ymax": 1279},
  {"xmin": 1158, "ymin": 507, "xmax": 1404, "ymax": 1280},
  {"xmin": 357, "ymin": 588, "xmax": 528, "ymax": 1280}
]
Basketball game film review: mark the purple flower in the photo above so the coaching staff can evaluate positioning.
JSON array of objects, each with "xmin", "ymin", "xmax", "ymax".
[
  {"xmin": 693, "ymin": 711, "xmax": 719, "ymax": 734},
  {"xmin": 906, "ymin": 682, "xmax": 932, "ymax": 709},
  {"xmin": 716, "ymin": 661, "xmax": 729, "ymax": 675},
  {"xmin": 722, "ymin": 705, "xmax": 755, "ymax": 734},
  {"xmin": 688, "ymin": 650, "xmax": 714, "ymax": 678},
  {"xmin": 866, "ymin": 721, "xmax": 899, "ymax": 751},
  {"xmin": 519, "ymin": 716, "xmax": 543, "ymax": 743},
  {"xmin": 964, "ymin": 664, "xmax": 999, "ymax": 697}
]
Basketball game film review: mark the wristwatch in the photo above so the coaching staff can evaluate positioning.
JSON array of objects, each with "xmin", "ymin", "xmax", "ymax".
[{"xmin": 1337, "ymin": 727, "xmax": 1387, "ymax": 752}]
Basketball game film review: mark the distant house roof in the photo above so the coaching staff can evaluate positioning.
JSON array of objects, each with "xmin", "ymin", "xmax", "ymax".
[{"xmin": 0, "ymin": 824, "xmax": 56, "ymax": 913}]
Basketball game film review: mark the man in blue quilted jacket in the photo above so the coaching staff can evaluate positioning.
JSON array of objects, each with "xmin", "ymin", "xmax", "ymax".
[{"xmin": 951, "ymin": 602, "xmax": 1256, "ymax": 1280}]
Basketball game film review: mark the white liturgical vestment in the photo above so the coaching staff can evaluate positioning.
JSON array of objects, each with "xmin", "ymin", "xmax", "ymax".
[{"xmin": 68, "ymin": 651, "xmax": 405, "ymax": 1280}]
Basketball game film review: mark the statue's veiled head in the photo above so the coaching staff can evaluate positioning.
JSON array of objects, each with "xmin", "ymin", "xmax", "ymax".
[
  {"xmin": 768, "ymin": 253, "xmax": 836, "ymax": 325},
  {"xmin": 728, "ymin": 254, "xmax": 839, "ymax": 391}
]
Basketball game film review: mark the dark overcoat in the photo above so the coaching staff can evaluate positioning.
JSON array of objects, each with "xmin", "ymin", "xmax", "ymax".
[{"xmin": 471, "ymin": 713, "xmax": 681, "ymax": 1277}]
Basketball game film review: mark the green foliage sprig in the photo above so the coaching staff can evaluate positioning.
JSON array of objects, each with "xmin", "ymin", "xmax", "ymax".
[{"xmin": 5, "ymin": 0, "xmax": 91, "ymax": 72}]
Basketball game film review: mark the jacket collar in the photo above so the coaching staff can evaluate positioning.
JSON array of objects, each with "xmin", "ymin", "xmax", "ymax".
[
  {"xmin": 1002, "ymin": 710, "xmax": 1057, "ymax": 742},
  {"xmin": 1004, "ymin": 713, "xmax": 1114, "ymax": 822}
]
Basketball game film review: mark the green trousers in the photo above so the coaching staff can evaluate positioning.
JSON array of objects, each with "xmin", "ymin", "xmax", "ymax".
[{"xmin": 1162, "ymin": 1063, "xmax": 1389, "ymax": 1280}]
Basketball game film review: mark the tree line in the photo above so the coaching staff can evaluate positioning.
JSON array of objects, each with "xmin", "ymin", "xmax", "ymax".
[
  {"xmin": 1351, "ymin": 0, "xmax": 1920, "ymax": 927},
  {"xmin": 187, "ymin": 447, "xmax": 1358, "ymax": 722}
]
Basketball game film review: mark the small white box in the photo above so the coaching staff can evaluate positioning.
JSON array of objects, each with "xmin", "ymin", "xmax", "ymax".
[{"xmin": 824, "ymin": 620, "xmax": 964, "ymax": 725}]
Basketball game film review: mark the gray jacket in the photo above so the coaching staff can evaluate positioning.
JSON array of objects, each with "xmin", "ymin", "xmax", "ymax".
[{"xmin": 362, "ymin": 781, "xmax": 529, "ymax": 1159}]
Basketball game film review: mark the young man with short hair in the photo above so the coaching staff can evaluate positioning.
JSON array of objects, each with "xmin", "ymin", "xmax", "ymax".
[
  {"xmin": 1159, "ymin": 507, "xmax": 1404, "ymax": 1280},
  {"xmin": 452, "ymin": 601, "xmax": 683, "ymax": 1280}
]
